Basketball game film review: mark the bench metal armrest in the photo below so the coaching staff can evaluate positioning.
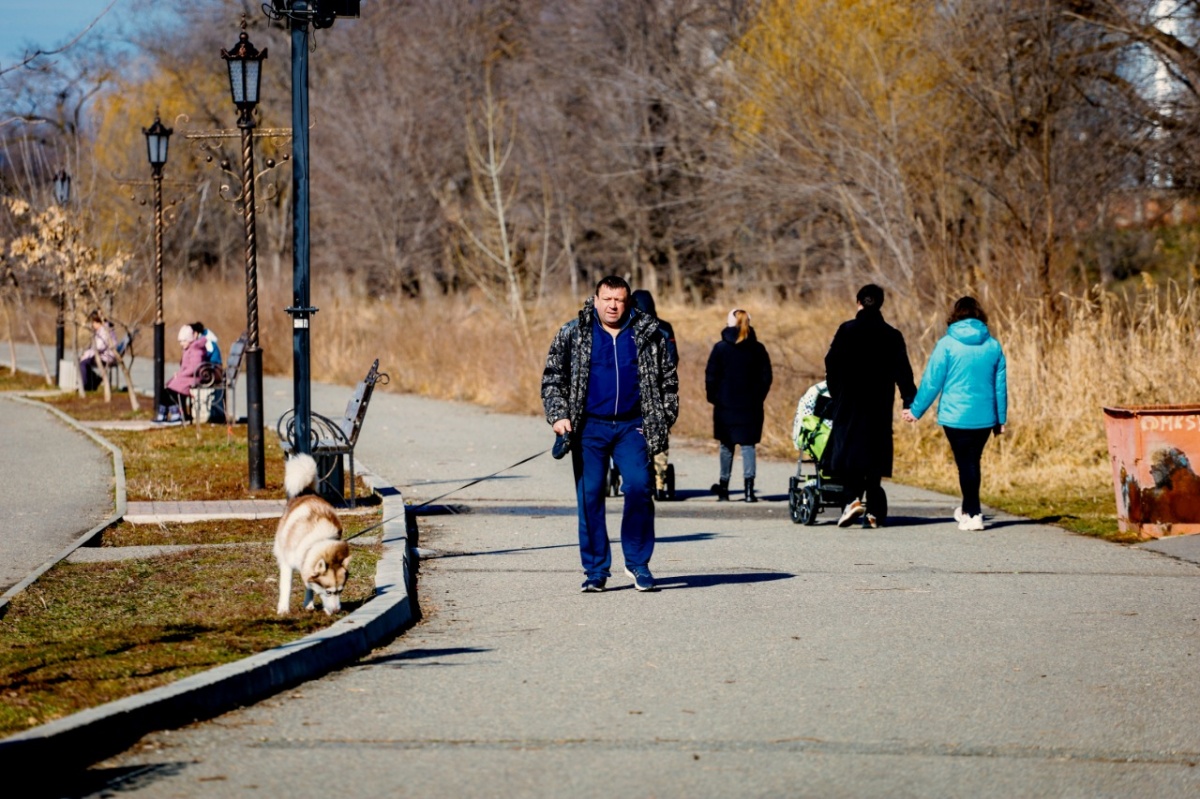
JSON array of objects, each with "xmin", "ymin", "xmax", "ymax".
[
  {"xmin": 276, "ymin": 409, "xmax": 351, "ymax": 454},
  {"xmin": 196, "ymin": 362, "xmax": 225, "ymax": 389}
]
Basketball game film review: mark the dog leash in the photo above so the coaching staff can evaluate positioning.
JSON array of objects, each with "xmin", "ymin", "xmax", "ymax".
[{"xmin": 343, "ymin": 447, "xmax": 551, "ymax": 543}]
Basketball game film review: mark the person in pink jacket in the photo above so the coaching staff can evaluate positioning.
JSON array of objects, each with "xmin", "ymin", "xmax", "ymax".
[{"xmin": 156, "ymin": 325, "xmax": 208, "ymax": 423}]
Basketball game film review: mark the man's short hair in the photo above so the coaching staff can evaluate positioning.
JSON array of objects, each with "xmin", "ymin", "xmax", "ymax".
[
  {"xmin": 856, "ymin": 283, "xmax": 885, "ymax": 309},
  {"xmin": 595, "ymin": 275, "xmax": 631, "ymax": 297}
]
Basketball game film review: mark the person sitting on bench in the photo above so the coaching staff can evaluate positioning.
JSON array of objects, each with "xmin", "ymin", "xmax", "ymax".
[
  {"xmin": 79, "ymin": 310, "xmax": 119, "ymax": 392},
  {"xmin": 156, "ymin": 325, "xmax": 207, "ymax": 424},
  {"xmin": 190, "ymin": 321, "xmax": 222, "ymax": 366}
]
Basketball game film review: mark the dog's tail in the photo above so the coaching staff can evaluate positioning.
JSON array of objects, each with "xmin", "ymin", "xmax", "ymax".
[{"xmin": 284, "ymin": 453, "xmax": 320, "ymax": 499}]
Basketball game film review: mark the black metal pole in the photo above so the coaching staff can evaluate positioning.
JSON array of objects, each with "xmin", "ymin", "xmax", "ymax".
[
  {"xmin": 240, "ymin": 112, "xmax": 266, "ymax": 489},
  {"xmin": 54, "ymin": 288, "xmax": 64, "ymax": 386},
  {"xmin": 153, "ymin": 168, "xmax": 165, "ymax": 412},
  {"xmin": 287, "ymin": 1, "xmax": 314, "ymax": 455}
]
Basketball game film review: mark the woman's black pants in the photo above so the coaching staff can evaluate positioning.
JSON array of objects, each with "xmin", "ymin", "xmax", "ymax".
[{"xmin": 943, "ymin": 426, "xmax": 993, "ymax": 517}]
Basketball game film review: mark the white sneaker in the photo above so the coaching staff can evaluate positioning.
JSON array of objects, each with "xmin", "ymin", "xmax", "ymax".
[
  {"xmin": 953, "ymin": 506, "xmax": 966, "ymax": 524},
  {"xmin": 838, "ymin": 499, "xmax": 865, "ymax": 528},
  {"xmin": 958, "ymin": 514, "xmax": 984, "ymax": 531}
]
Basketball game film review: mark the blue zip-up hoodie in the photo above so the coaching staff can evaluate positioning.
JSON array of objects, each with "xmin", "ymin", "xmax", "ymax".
[
  {"xmin": 585, "ymin": 310, "xmax": 642, "ymax": 419},
  {"xmin": 909, "ymin": 318, "xmax": 1007, "ymax": 429}
]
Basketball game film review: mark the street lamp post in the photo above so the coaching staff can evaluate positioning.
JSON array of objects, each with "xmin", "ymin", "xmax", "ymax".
[
  {"xmin": 267, "ymin": 0, "xmax": 359, "ymax": 457},
  {"xmin": 143, "ymin": 114, "xmax": 172, "ymax": 417},
  {"xmin": 222, "ymin": 28, "xmax": 268, "ymax": 490},
  {"xmin": 52, "ymin": 170, "xmax": 70, "ymax": 387}
]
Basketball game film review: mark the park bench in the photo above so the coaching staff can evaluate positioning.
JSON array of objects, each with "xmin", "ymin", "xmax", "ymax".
[
  {"xmin": 191, "ymin": 331, "xmax": 247, "ymax": 424},
  {"xmin": 275, "ymin": 358, "xmax": 389, "ymax": 507},
  {"xmin": 67, "ymin": 322, "xmax": 137, "ymax": 393}
]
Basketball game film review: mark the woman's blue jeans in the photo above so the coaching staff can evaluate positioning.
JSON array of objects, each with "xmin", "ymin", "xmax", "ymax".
[
  {"xmin": 571, "ymin": 417, "xmax": 655, "ymax": 579},
  {"xmin": 719, "ymin": 442, "xmax": 756, "ymax": 481}
]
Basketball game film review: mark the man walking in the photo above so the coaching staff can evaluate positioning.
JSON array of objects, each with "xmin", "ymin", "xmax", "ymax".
[
  {"xmin": 542, "ymin": 276, "xmax": 679, "ymax": 592},
  {"xmin": 821, "ymin": 283, "xmax": 917, "ymax": 528}
]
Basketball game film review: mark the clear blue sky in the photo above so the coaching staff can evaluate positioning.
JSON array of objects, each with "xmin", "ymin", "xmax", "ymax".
[{"xmin": 2, "ymin": 0, "xmax": 125, "ymax": 63}]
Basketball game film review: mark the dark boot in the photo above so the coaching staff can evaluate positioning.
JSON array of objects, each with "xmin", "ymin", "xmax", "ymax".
[
  {"xmin": 711, "ymin": 479, "xmax": 730, "ymax": 501},
  {"xmin": 744, "ymin": 478, "xmax": 758, "ymax": 503}
]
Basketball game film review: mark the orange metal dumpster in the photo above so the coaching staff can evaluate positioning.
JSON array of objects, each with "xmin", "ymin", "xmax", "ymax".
[{"xmin": 1103, "ymin": 404, "xmax": 1200, "ymax": 538}]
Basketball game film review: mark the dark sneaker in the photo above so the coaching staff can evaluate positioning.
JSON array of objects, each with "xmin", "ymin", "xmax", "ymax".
[
  {"xmin": 580, "ymin": 577, "xmax": 607, "ymax": 593},
  {"xmin": 837, "ymin": 499, "xmax": 865, "ymax": 528},
  {"xmin": 624, "ymin": 566, "xmax": 657, "ymax": 592}
]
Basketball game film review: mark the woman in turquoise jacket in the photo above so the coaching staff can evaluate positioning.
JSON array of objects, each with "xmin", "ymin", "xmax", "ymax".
[{"xmin": 902, "ymin": 297, "xmax": 1007, "ymax": 530}]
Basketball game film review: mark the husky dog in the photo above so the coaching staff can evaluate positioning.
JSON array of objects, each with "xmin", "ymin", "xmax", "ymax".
[{"xmin": 275, "ymin": 453, "xmax": 352, "ymax": 615}]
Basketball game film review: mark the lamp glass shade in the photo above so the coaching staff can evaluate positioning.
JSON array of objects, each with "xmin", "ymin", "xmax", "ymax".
[
  {"xmin": 227, "ymin": 58, "xmax": 246, "ymax": 105},
  {"xmin": 143, "ymin": 116, "xmax": 173, "ymax": 169},
  {"xmin": 245, "ymin": 59, "xmax": 262, "ymax": 105},
  {"xmin": 222, "ymin": 32, "xmax": 266, "ymax": 109}
]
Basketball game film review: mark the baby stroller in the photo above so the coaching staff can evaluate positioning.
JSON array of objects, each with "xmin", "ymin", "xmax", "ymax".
[{"xmin": 788, "ymin": 381, "xmax": 885, "ymax": 524}]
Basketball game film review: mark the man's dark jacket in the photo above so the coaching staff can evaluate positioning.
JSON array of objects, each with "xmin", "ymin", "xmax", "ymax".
[
  {"xmin": 820, "ymin": 307, "xmax": 916, "ymax": 479},
  {"xmin": 705, "ymin": 326, "xmax": 772, "ymax": 445},
  {"xmin": 542, "ymin": 297, "xmax": 679, "ymax": 455}
]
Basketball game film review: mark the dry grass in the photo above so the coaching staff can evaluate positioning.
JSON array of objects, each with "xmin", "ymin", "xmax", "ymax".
[{"xmin": 0, "ymin": 368, "xmax": 53, "ymax": 392}]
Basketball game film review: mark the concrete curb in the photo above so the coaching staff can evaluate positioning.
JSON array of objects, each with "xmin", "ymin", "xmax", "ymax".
[
  {"xmin": 0, "ymin": 396, "xmax": 126, "ymax": 616},
  {"xmin": 0, "ymin": 466, "xmax": 416, "ymax": 770}
]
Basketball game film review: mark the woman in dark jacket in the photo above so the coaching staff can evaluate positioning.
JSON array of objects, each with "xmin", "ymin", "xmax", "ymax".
[
  {"xmin": 706, "ymin": 308, "xmax": 773, "ymax": 502},
  {"xmin": 821, "ymin": 284, "xmax": 917, "ymax": 528}
]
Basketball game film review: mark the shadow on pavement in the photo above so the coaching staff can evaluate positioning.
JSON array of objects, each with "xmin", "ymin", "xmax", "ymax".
[
  {"xmin": 431, "ymin": 542, "xmax": 578, "ymax": 559},
  {"xmin": 43, "ymin": 763, "xmax": 188, "ymax": 799},
  {"xmin": 354, "ymin": 646, "xmax": 492, "ymax": 668},
  {"xmin": 984, "ymin": 518, "xmax": 1041, "ymax": 529},
  {"xmin": 874, "ymin": 514, "xmax": 954, "ymax": 528},
  {"xmin": 657, "ymin": 532, "xmax": 721, "ymax": 543},
  {"xmin": 653, "ymin": 570, "xmax": 794, "ymax": 590}
]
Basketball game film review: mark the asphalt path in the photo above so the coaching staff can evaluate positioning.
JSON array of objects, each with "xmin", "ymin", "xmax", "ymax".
[
  {"xmin": 7, "ymin": 344, "xmax": 1200, "ymax": 797},
  {"xmin": 0, "ymin": 393, "xmax": 112, "ymax": 595}
]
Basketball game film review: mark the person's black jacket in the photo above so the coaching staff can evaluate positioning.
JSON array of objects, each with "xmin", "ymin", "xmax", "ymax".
[
  {"xmin": 820, "ymin": 307, "xmax": 916, "ymax": 479},
  {"xmin": 705, "ymin": 326, "xmax": 773, "ymax": 445}
]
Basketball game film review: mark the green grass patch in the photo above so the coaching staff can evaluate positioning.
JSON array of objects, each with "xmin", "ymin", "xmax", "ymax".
[
  {"xmin": 985, "ymin": 490, "xmax": 1131, "ymax": 543},
  {"xmin": 102, "ymin": 426, "xmax": 288, "ymax": 502},
  {"xmin": 0, "ymin": 540, "xmax": 381, "ymax": 737},
  {"xmin": 899, "ymin": 472, "xmax": 1132, "ymax": 543}
]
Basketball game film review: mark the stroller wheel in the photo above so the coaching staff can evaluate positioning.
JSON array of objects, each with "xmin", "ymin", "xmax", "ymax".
[
  {"xmin": 664, "ymin": 463, "xmax": 675, "ymax": 500},
  {"xmin": 798, "ymin": 485, "xmax": 819, "ymax": 525}
]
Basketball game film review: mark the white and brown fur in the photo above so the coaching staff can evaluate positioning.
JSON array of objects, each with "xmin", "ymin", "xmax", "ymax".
[{"xmin": 275, "ymin": 453, "xmax": 351, "ymax": 615}]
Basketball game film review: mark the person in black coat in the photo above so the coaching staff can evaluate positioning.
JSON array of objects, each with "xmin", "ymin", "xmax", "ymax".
[
  {"xmin": 820, "ymin": 284, "xmax": 917, "ymax": 528},
  {"xmin": 633, "ymin": 290, "xmax": 678, "ymax": 501},
  {"xmin": 706, "ymin": 308, "xmax": 773, "ymax": 502}
]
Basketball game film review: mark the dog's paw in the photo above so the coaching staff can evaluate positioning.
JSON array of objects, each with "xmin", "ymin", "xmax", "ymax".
[
  {"xmin": 304, "ymin": 600, "xmax": 316, "ymax": 611},
  {"xmin": 276, "ymin": 606, "xmax": 289, "ymax": 615}
]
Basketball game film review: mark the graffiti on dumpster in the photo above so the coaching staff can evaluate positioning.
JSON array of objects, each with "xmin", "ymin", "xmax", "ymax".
[
  {"xmin": 1121, "ymin": 446, "xmax": 1200, "ymax": 526},
  {"xmin": 1140, "ymin": 414, "xmax": 1200, "ymax": 431}
]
